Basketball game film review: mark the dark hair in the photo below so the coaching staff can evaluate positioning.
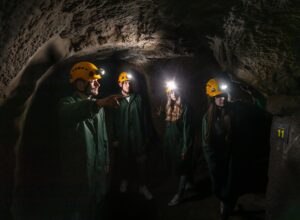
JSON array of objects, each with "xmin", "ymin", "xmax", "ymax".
[
  {"xmin": 204, "ymin": 97, "xmax": 215, "ymax": 143},
  {"xmin": 204, "ymin": 96, "xmax": 231, "ymax": 143}
]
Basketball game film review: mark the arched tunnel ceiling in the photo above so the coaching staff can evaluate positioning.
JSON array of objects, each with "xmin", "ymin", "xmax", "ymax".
[{"xmin": 0, "ymin": 0, "xmax": 300, "ymax": 101}]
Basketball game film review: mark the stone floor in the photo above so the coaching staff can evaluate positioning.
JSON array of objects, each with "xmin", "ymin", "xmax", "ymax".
[{"xmin": 106, "ymin": 160, "xmax": 266, "ymax": 220}]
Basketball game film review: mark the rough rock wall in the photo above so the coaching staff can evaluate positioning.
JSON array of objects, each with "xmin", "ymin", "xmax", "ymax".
[
  {"xmin": 0, "ymin": 0, "xmax": 160, "ymax": 99},
  {"xmin": 0, "ymin": 0, "xmax": 241, "ymax": 100},
  {"xmin": 209, "ymin": 0, "xmax": 300, "ymax": 96},
  {"xmin": 267, "ymin": 115, "xmax": 300, "ymax": 220},
  {"xmin": 0, "ymin": 1, "xmax": 68, "ymax": 96},
  {"xmin": 1, "ymin": 0, "xmax": 300, "ymax": 99}
]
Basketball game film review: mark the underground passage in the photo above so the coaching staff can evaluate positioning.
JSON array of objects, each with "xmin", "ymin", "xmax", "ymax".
[{"xmin": 0, "ymin": 0, "xmax": 300, "ymax": 220}]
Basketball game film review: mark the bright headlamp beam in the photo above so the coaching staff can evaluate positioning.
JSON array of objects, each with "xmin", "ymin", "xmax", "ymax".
[
  {"xmin": 166, "ymin": 80, "xmax": 177, "ymax": 91},
  {"xmin": 127, "ymin": 73, "xmax": 133, "ymax": 79},
  {"xmin": 220, "ymin": 84, "xmax": 228, "ymax": 90},
  {"xmin": 100, "ymin": 68, "xmax": 106, "ymax": 75}
]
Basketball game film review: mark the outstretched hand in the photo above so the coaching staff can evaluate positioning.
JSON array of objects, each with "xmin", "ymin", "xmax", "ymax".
[{"xmin": 96, "ymin": 94, "xmax": 122, "ymax": 108}]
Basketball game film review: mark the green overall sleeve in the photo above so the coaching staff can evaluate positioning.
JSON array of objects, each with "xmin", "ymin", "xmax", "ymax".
[{"xmin": 58, "ymin": 97, "xmax": 100, "ymax": 124}]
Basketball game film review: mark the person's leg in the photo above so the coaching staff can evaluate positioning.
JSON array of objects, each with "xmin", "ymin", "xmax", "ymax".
[
  {"xmin": 168, "ymin": 175, "xmax": 187, "ymax": 206},
  {"xmin": 178, "ymin": 175, "xmax": 187, "ymax": 196},
  {"xmin": 185, "ymin": 171, "xmax": 195, "ymax": 190},
  {"xmin": 96, "ymin": 196, "xmax": 107, "ymax": 220},
  {"xmin": 220, "ymin": 196, "xmax": 238, "ymax": 220},
  {"xmin": 119, "ymin": 154, "xmax": 130, "ymax": 193},
  {"xmin": 136, "ymin": 156, "xmax": 153, "ymax": 200}
]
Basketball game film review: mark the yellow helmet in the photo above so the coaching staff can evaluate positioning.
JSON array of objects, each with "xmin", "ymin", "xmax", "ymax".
[
  {"xmin": 166, "ymin": 88, "xmax": 172, "ymax": 93},
  {"xmin": 70, "ymin": 61, "xmax": 102, "ymax": 83},
  {"xmin": 206, "ymin": 78, "xmax": 227, "ymax": 97},
  {"xmin": 118, "ymin": 72, "xmax": 132, "ymax": 83}
]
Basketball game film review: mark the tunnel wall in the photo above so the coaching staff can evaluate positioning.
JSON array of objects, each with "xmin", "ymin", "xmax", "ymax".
[{"xmin": 266, "ymin": 115, "xmax": 300, "ymax": 220}]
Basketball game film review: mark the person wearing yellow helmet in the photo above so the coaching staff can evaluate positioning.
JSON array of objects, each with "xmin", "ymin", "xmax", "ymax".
[
  {"xmin": 202, "ymin": 78, "xmax": 234, "ymax": 220},
  {"xmin": 113, "ymin": 71, "xmax": 153, "ymax": 200},
  {"xmin": 58, "ymin": 61, "xmax": 121, "ymax": 220},
  {"xmin": 162, "ymin": 81, "xmax": 195, "ymax": 206},
  {"xmin": 202, "ymin": 77, "xmax": 270, "ymax": 220}
]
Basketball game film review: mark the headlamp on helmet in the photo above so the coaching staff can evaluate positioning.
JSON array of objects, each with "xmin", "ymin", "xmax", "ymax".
[{"xmin": 165, "ymin": 80, "xmax": 177, "ymax": 93}]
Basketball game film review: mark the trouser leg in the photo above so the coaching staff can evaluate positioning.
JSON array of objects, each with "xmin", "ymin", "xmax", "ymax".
[
  {"xmin": 136, "ymin": 158, "xmax": 147, "ymax": 186},
  {"xmin": 177, "ymin": 175, "xmax": 187, "ymax": 196},
  {"xmin": 220, "ymin": 196, "xmax": 238, "ymax": 220}
]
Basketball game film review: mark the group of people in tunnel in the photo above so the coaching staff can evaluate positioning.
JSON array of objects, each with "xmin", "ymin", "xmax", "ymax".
[{"xmin": 57, "ymin": 61, "xmax": 270, "ymax": 220}]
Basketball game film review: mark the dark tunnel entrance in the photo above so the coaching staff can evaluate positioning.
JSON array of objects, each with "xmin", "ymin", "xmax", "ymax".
[{"xmin": 0, "ymin": 50, "xmax": 272, "ymax": 220}]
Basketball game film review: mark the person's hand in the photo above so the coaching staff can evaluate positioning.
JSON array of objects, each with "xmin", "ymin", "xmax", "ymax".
[{"xmin": 96, "ymin": 95, "xmax": 122, "ymax": 108}]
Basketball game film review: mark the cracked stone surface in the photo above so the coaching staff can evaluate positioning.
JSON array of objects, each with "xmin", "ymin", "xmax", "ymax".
[{"xmin": 1, "ymin": 0, "xmax": 299, "ymax": 100}]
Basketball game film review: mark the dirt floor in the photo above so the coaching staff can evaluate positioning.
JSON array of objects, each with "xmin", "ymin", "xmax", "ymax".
[{"xmin": 106, "ymin": 150, "xmax": 266, "ymax": 220}]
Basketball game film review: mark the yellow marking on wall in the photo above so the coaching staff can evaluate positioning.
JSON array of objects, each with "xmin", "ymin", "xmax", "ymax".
[{"xmin": 277, "ymin": 128, "xmax": 285, "ymax": 138}]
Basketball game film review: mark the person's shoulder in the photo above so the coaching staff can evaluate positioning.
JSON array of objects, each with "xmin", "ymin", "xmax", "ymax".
[
  {"xmin": 59, "ymin": 95, "xmax": 77, "ymax": 104},
  {"xmin": 133, "ymin": 93, "xmax": 141, "ymax": 98},
  {"xmin": 132, "ymin": 93, "xmax": 142, "ymax": 101},
  {"xmin": 59, "ymin": 96, "xmax": 73, "ymax": 102},
  {"xmin": 227, "ymin": 100, "xmax": 248, "ymax": 109}
]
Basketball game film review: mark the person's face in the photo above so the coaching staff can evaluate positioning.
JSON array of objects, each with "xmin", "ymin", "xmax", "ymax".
[
  {"xmin": 84, "ymin": 79, "xmax": 100, "ymax": 96},
  {"xmin": 170, "ymin": 90, "xmax": 176, "ymax": 101},
  {"xmin": 167, "ymin": 90, "xmax": 179, "ymax": 101},
  {"xmin": 215, "ymin": 96, "xmax": 226, "ymax": 107},
  {"xmin": 119, "ymin": 80, "xmax": 131, "ymax": 95}
]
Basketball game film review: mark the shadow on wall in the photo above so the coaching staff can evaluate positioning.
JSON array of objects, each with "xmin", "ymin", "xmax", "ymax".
[{"xmin": 0, "ymin": 37, "xmax": 70, "ymax": 220}]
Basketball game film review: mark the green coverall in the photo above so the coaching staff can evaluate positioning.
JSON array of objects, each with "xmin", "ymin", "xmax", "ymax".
[
  {"xmin": 58, "ymin": 93, "xmax": 109, "ymax": 219},
  {"xmin": 114, "ymin": 93, "xmax": 148, "ymax": 159},
  {"xmin": 164, "ymin": 103, "xmax": 194, "ymax": 175},
  {"xmin": 113, "ymin": 93, "xmax": 149, "ymax": 183}
]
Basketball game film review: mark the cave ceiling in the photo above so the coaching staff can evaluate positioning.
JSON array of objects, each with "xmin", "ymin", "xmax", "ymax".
[{"xmin": 0, "ymin": 0, "xmax": 299, "ymax": 100}]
